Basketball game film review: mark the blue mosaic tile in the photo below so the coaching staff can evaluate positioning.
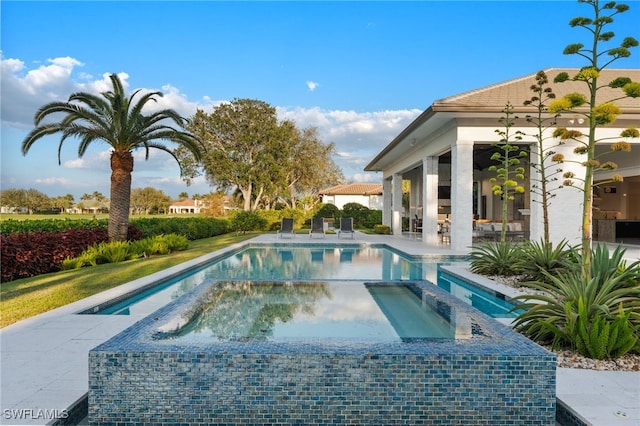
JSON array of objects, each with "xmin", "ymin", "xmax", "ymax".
[{"xmin": 89, "ymin": 279, "xmax": 556, "ymax": 425}]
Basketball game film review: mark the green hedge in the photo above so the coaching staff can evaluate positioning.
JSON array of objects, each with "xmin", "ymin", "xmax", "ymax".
[
  {"xmin": 129, "ymin": 217, "xmax": 230, "ymax": 240},
  {"xmin": 0, "ymin": 218, "xmax": 107, "ymax": 235},
  {"xmin": 1, "ymin": 217, "xmax": 231, "ymax": 240}
]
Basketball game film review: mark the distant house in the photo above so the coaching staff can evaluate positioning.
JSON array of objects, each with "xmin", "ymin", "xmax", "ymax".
[
  {"xmin": 168, "ymin": 199, "xmax": 206, "ymax": 214},
  {"xmin": 0, "ymin": 206, "xmax": 28, "ymax": 214},
  {"xmin": 319, "ymin": 183, "xmax": 383, "ymax": 210}
]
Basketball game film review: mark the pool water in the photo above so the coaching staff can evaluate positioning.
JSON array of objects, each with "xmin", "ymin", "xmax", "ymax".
[
  {"xmin": 89, "ymin": 244, "xmax": 517, "ymax": 319},
  {"xmin": 153, "ymin": 281, "xmax": 465, "ymax": 343}
]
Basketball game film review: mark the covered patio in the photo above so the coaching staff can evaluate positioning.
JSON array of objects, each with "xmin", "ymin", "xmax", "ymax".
[{"xmin": 366, "ymin": 68, "xmax": 640, "ymax": 251}]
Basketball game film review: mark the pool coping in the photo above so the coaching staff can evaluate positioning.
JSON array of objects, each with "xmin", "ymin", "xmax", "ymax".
[{"xmin": 1, "ymin": 232, "xmax": 638, "ymax": 425}]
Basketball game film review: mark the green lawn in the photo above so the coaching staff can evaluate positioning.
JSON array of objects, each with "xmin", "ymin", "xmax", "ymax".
[{"xmin": 0, "ymin": 232, "xmax": 258, "ymax": 328}]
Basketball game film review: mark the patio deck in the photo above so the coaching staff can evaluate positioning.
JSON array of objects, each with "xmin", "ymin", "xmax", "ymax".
[{"xmin": 0, "ymin": 232, "xmax": 637, "ymax": 425}]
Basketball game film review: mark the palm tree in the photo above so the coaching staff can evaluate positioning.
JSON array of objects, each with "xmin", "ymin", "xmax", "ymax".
[{"xmin": 22, "ymin": 74, "xmax": 203, "ymax": 241}]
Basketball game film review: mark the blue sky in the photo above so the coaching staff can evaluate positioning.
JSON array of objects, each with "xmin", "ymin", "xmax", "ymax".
[{"xmin": 1, "ymin": 1, "xmax": 638, "ymax": 200}]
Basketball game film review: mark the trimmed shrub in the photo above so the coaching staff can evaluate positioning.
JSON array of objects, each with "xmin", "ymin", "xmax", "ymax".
[
  {"xmin": 316, "ymin": 204, "xmax": 341, "ymax": 219},
  {"xmin": 230, "ymin": 211, "xmax": 268, "ymax": 234},
  {"xmin": 373, "ymin": 224, "xmax": 391, "ymax": 235}
]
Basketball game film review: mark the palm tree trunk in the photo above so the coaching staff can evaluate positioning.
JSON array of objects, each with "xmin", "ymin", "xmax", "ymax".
[{"xmin": 109, "ymin": 150, "xmax": 134, "ymax": 241}]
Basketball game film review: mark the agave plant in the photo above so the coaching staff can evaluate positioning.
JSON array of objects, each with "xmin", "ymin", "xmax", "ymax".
[
  {"xmin": 468, "ymin": 241, "xmax": 523, "ymax": 276},
  {"xmin": 512, "ymin": 266, "xmax": 640, "ymax": 358},
  {"xmin": 518, "ymin": 239, "xmax": 578, "ymax": 283}
]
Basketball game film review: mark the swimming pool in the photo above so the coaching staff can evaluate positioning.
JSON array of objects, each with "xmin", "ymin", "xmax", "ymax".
[{"xmin": 84, "ymin": 243, "xmax": 518, "ymax": 318}]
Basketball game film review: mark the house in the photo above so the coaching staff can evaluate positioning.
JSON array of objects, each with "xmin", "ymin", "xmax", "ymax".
[
  {"xmin": 365, "ymin": 68, "xmax": 640, "ymax": 250},
  {"xmin": 319, "ymin": 183, "xmax": 383, "ymax": 210},
  {"xmin": 168, "ymin": 199, "xmax": 206, "ymax": 214}
]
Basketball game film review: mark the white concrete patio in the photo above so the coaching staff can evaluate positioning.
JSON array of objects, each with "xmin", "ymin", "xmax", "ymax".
[{"xmin": 0, "ymin": 232, "xmax": 638, "ymax": 425}]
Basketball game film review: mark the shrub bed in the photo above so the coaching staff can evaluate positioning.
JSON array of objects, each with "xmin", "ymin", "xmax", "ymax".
[{"xmin": 1, "ymin": 228, "xmax": 109, "ymax": 283}]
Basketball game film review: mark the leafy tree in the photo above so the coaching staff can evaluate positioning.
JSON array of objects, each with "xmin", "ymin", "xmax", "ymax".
[
  {"xmin": 21, "ymin": 74, "xmax": 203, "ymax": 241},
  {"xmin": 0, "ymin": 188, "xmax": 51, "ymax": 213},
  {"xmin": 182, "ymin": 98, "xmax": 342, "ymax": 212},
  {"xmin": 200, "ymin": 191, "xmax": 227, "ymax": 217},
  {"xmin": 489, "ymin": 103, "xmax": 528, "ymax": 242},
  {"xmin": 130, "ymin": 187, "xmax": 172, "ymax": 214},
  {"xmin": 183, "ymin": 99, "xmax": 289, "ymax": 211},
  {"xmin": 282, "ymin": 126, "xmax": 343, "ymax": 209},
  {"xmin": 22, "ymin": 189, "xmax": 51, "ymax": 214},
  {"xmin": 523, "ymin": 71, "xmax": 564, "ymax": 245},
  {"xmin": 81, "ymin": 191, "xmax": 108, "ymax": 203},
  {"xmin": 0, "ymin": 189, "xmax": 28, "ymax": 212},
  {"xmin": 50, "ymin": 194, "xmax": 75, "ymax": 212},
  {"xmin": 178, "ymin": 191, "xmax": 189, "ymax": 200},
  {"xmin": 548, "ymin": 0, "xmax": 639, "ymax": 279}
]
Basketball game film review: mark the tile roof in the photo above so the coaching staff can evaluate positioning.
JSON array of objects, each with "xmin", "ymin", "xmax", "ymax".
[
  {"xmin": 320, "ymin": 183, "xmax": 383, "ymax": 195},
  {"xmin": 432, "ymin": 68, "xmax": 640, "ymax": 112},
  {"xmin": 170, "ymin": 199, "xmax": 197, "ymax": 207}
]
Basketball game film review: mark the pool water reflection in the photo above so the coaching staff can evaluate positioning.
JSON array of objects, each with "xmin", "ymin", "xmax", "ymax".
[{"xmin": 153, "ymin": 281, "xmax": 464, "ymax": 343}]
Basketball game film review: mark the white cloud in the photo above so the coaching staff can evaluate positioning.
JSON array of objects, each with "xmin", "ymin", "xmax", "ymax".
[
  {"xmin": 2, "ymin": 55, "xmax": 422, "ymax": 188},
  {"xmin": 34, "ymin": 176, "xmax": 73, "ymax": 185},
  {"xmin": 63, "ymin": 150, "xmax": 111, "ymax": 171}
]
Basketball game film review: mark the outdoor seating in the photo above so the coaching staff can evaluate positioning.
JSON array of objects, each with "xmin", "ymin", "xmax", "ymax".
[
  {"xmin": 507, "ymin": 222, "xmax": 525, "ymax": 240},
  {"xmin": 309, "ymin": 217, "xmax": 325, "ymax": 238},
  {"xmin": 338, "ymin": 217, "xmax": 355, "ymax": 239},
  {"xmin": 277, "ymin": 217, "xmax": 295, "ymax": 239},
  {"xmin": 413, "ymin": 215, "xmax": 423, "ymax": 233}
]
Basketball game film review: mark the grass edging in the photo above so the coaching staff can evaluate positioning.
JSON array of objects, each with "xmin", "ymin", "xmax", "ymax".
[{"xmin": 0, "ymin": 232, "xmax": 257, "ymax": 328}]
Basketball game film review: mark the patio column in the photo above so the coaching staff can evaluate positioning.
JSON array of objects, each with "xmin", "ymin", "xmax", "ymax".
[
  {"xmin": 392, "ymin": 173, "xmax": 403, "ymax": 235},
  {"xmin": 451, "ymin": 140, "xmax": 474, "ymax": 251},
  {"xmin": 423, "ymin": 156, "xmax": 439, "ymax": 245},
  {"xmin": 383, "ymin": 177, "xmax": 392, "ymax": 228}
]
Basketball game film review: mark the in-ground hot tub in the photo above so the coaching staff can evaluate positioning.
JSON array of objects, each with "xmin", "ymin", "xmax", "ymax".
[{"xmin": 89, "ymin": 279, "xmax": 556, "ymax": 425}]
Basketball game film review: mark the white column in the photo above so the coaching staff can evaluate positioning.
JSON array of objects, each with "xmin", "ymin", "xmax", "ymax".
[
  {"xmin": 382, "ymin": 177, "xmax": 392, "ymax": 228},
  {"xmin": 529, "ymin": 143, "xmax": 544, "ymax": 243},
  {"xmin": 546, "ymin": 139, "xmax": 583, "ymax": 246},
  {"xmin": 392, "ymin": 173, "xmax": 403, "ymax": 235},
  {"xmin": 423, "ymin": 156, "xmax": 439, "ymax": 245},
  {"xmin": 451, "ymin": 140, "xmax": 474, "ymax": 251}
]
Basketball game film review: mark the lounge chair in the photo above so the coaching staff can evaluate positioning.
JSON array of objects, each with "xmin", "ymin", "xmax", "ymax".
[
  {"xmin": 507, "ymin": 222, "xmax": 525, "ymax": 240},
  {"xmin": 277, "ymin": 217, "xmax": 295, "ymax": 239},
  {"xmin": 338, "ymin": 217, "xmax": 355, "ymax": 239},
  {"xmin": 309, "ymin": 217, "xmax": 325, "ymax": 238}
]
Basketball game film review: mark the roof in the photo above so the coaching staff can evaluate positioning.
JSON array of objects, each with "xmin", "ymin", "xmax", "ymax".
[
  {"xmin": 169, "ymin": 199, "xmax": 198, "ymax": 207},
  {"xmin": 432, "ymin": 68, "xmax": 640, "ymax": 113},
  {"xmin": 320, "ymin": 183, "xmax": 383, "ymax": 196},
  {"xmin": 365, "ymin": 68, "xmax": 640, "ymax": 171}
]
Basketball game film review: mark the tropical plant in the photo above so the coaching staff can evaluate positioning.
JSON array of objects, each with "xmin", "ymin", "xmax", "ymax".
[
  {"xmin": 489, "ymin": 103, "xmax": 528, "ymax": 242},
  {"xmin": 21, "ymin": 74, "xmax": 203, "ymax": 241},
  {"xmin": 569, "ymin": 302, "xmax": 638, "ymax": 359},
  {"xmin": 468, "ymin": 242, "xmax": 523, "ymax": 277},
  {"xmin": 523, "ymin": 71, "xmax": 564, "ymax": 244},
  {"xmin": 548, "ymin": 0, "xmax": 639, "ymax": 279},
  {"xmin": 512, "ymin": 263, "xmax": 640, "ymax": 358},
  {"xmin": 518, "ymin": 239, "xmax": 577, "ymax": 283},
  {"xmin": 62, "ymin": 233, "xmax": 190, "ymax": 269}
]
